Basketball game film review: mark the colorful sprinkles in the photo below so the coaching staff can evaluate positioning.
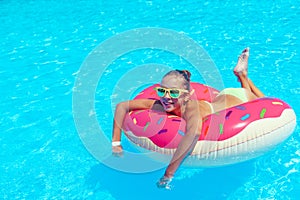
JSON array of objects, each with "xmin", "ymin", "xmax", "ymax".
[
  {"xmin": 203, "ymin": 126, "xmax": 209, "ymax": 137},
  {"xmin": 260, "ymin": 108, "xmax": 267, "ymax": 118},
  {"xmin": 143, "ymin": 122, "xmax": 150, "ymax": 131},
  {"xmin": 272, "ymin": 101, "xmax": 283, "ymax": 105},
  {"xmin": 236, "ymin": 105, "xmax": 246, "ymax": 110},
  {"xmin": 178, "ymin": 130, "xmax": 185, "ymax": 136},
  {"xmin": 150, "ymin": 90, "xmax": 156, "ymax": 95},
  {"xmin": 225, "ymin": 110, "xmax": 232, "ymax": 120},
  {"xmin": 219, "ymin": 124, "xmax": 224, "ymax": 134},
  {"xmin": 157, "ymin": 117, "xmax": 164, "ymax": 125},
  {"xmin": 158, "ymin": 129, "xmax": 167, "ymax": 134},
  {"xmin": 172, "ymin": 119, "xmax": 181, "ymax": 122},
  {"xmin": 240, "ymin": 114, "xmax": 250, "ymax": 121}
]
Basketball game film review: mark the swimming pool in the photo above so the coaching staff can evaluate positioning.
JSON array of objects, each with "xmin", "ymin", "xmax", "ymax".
[{"xmin": 1, "ymin": 0, "xmax": 299, "ymax": 199}]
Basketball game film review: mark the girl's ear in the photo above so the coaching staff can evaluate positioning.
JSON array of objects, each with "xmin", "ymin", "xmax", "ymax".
[{"xmin": 184, "ymin": 92, "xmax": 191, "ymax": 102}]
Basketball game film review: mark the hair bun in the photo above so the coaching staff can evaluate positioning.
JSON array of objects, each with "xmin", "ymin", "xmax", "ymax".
[
  {"xmin": 176, "ymin": 69, "xmax": 191, "ymax": 82},
  {"xmin": 182, "ymin": 70, "xmax": 191, "ymax": 81}
]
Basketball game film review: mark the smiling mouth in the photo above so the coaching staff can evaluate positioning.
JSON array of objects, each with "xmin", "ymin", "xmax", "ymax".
[{"xmin": 162, "ymin": 101, "xmax": 174, "ymax": 106}]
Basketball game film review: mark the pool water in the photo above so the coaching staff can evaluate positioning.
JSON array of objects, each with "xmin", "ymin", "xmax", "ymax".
[{"xmin": 1, "ymin": 0, "xmax": 300, "ymax": 199}]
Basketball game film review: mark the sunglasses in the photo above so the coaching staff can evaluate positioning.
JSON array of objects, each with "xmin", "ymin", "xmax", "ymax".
[{"xmin": 154, "ymin": 87, "xmax": 189, "ymax": 98}]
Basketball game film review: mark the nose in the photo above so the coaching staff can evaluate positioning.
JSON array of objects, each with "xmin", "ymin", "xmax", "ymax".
[{"xmin": 163, "ymin": 91, "xmax": 172, "ymax": 99}]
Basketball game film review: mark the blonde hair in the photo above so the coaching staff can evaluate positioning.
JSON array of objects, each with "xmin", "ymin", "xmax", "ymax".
[{"xmin": 163, "ymin": 69, "xmax": 191, "ymax": 90}]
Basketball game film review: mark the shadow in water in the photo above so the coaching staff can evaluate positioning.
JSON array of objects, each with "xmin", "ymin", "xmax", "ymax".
[{"xmin": 85, "ymin": 159, "xmax": 255, "ymax": 200}]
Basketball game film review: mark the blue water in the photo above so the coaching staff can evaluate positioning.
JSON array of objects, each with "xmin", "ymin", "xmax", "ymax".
[{"xmin": 1, "ymin": 0, "xmax": 300, "ymax": 199}]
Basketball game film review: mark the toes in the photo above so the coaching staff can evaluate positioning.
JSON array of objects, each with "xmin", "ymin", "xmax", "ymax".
[{"xmin": 242, "ymin": 47, "xmax": 250, "ymax": 56}]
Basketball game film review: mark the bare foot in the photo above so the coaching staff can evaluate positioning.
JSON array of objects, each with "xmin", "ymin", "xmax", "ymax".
[{"xmin": 234, "ymin": 47, "xmax": 250, "ymax": 77}]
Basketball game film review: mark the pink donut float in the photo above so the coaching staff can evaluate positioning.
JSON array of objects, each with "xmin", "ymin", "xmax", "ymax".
[{"xmin": 123, "ymin": 83, "xmax": 297, "ymax": 167}]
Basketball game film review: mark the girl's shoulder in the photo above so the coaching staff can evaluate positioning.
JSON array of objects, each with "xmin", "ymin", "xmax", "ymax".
[{"xmin": 185, "ymin": 100, "xmax": 209, "ymax": 117}]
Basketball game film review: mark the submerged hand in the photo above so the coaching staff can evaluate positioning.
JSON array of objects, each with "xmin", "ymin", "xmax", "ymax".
[
  {"xmin": 156, "ymin": 176, "xmax": 173, "ymax": 190},
  {"xmin": 112, "ymin": 145, "xmax": 123, "ymax": 157}
]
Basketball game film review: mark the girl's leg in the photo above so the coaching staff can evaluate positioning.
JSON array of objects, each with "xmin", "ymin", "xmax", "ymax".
[
  {"xmin": 247, "ymin": 78, "xmax": 265, "ymax": 98},
  {"xmin": 237, "ymin": 72, "xmax": 251, "ymax": 90},
  {"xmin": 236, "ymin": 72, "xmax": 265, "ymax": 98},
  {"xmin": 234, "ymin": 47, "xmax": 265, "ymax": 98}
]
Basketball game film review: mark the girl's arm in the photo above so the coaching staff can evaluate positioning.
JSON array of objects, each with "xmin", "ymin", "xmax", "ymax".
[
  {"xmin": 157, "ymin": 100, "xmax": 203, "ymax": 188},
  {"xmin": 112, "ymin": 99, "xmax": 155, "ymax": 153}
]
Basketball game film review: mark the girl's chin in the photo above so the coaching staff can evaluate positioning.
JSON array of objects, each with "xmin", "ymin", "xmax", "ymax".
[{"xmin": 163, "ymin": 104, "xmax": 175, "ymax": 112}]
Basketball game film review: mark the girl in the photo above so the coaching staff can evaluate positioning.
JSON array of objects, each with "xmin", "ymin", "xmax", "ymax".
[{"xmin": 111, "ymin": 47, "xmax": 264, "ymax": 189}]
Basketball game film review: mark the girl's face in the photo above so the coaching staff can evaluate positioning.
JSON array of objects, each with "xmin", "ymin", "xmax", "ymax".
[{"xmin": 159, "ymin": 75, "xmax": 189, "ymax": 113}]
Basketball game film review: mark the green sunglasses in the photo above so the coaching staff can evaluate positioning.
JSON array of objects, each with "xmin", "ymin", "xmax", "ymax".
[{"xmin": 154, "ymin": 87, "xmax": 189, "ymax": 98}]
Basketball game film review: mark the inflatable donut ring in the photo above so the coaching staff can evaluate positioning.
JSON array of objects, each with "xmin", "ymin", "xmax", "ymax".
[{"xmin": 123, "ymin": 83, "xmax": 297, "ymax": 167}]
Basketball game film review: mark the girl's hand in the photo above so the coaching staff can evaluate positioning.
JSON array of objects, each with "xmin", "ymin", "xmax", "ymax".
[
  {"xmin": 112, "ymin": 145, "xmax": 123, "ymax": 157},
  {"xmin": 156, "ymin": 176, "xmax": 173, "ymax": 190}
]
